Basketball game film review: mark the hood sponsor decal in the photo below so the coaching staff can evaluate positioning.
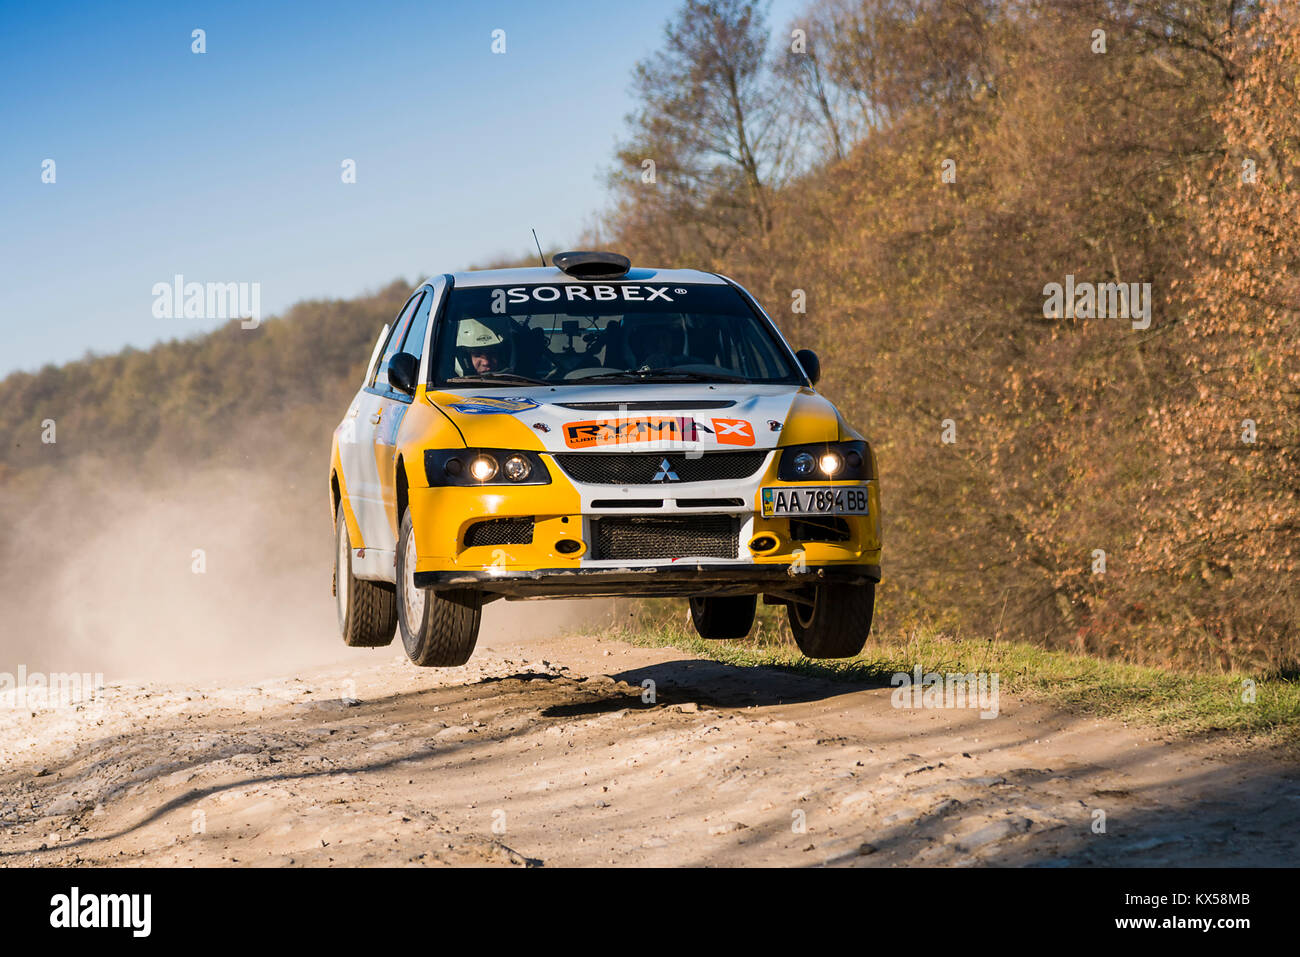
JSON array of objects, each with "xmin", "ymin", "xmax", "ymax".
[
  {"xmin": 711, "ymin": 418, "xmax": 755, "ymax": 446},
  {"xmin": 564, "ymin": 416, "xmax": 699, "ymax": 449},
  {"xmin": 446, "ymin": 395, "xmax": 540, "ymax": 415},
  {"xmin": 562, "ymin": 416, "xmax": 756, "ymax": 449}
]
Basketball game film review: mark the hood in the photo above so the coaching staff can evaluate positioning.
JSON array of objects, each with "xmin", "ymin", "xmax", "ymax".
[{"xmin": 426, "ymin": 383, "xmax": 842, "ymax": 454}]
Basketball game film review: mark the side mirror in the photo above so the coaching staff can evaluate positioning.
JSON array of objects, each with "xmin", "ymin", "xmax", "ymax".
[
  {"xmin": 795, "ymin": 348, "xmax": 821, "ymax": 386},
  {"xmin": 387, "ymin": 352, "xmax": 419, "ymax": 396}
]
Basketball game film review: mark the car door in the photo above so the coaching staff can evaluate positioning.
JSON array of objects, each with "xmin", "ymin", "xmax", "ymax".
[
  {"xmin": 374, "ymin": 284, "xmax": 438, "ymax": 534},
  {"xmin": 336, "ymin": 322, "xmax": 387, "ymax": 548},
  {"xmin": 345, "ymin": 291, "xmax": 426, "ymax": 563}
]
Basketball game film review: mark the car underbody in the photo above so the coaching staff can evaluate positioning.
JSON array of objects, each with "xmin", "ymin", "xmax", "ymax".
[{"xmin": 414, "ymin": 561, "xmax": 882, "ymax": 601}]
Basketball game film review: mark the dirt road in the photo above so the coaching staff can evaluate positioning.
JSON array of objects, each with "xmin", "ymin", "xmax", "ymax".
[{"xmin": 3, "ymin": 623, "xmax": 1298, "ymax": 867}]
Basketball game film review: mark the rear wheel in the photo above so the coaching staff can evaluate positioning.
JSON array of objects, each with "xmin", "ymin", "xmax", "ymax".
[
  {"xmin": 689, "ymin": 595, "xmax": 757, "ymax": 640},
  {"xmin": 334, "ymin": 504, "xmax": 397, "ymax": 647},
  {"xmin": 787, "ymin": 582, "xmax": 874, "ymax": 658},
  {"xmin": 396, "ymin": 510, "xmax": 482, "ymax": 667}
]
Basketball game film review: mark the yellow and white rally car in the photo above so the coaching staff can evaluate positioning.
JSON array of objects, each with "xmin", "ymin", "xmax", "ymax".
[{"xmin": 329, "ymin": 252, "xmax": 881, "ymax": 666}]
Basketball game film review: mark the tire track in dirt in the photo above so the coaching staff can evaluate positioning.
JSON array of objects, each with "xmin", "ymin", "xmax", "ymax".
[{"xmin": 2, "ymin": 630, "xmax": 1298, "ymax": 867}]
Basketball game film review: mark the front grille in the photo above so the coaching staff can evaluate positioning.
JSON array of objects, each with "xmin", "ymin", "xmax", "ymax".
[
  {"xmin": 464, "ymin": 518, "xmax": 534, "ymax": 547},
  {"xmin": 789, "ymin": 517, "xmax": 851, "ymax": 543},
  {"xmin": 554, "ymin": 451, "xmax": 767, "ymax": 485},
  {"xmin": 591, "ymin": 516, "xmax": 739, "ymax": 561}
]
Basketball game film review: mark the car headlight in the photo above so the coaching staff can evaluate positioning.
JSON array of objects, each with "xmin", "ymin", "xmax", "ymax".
[
  {"xmin": 502, "ymin": 453, "xmax": 532, "ymax": 482},
  {"xmin": 425, "ymin": 449, "xmax": 551, "ymax": 486},
  {"xmin": 777, "ymin": 441, "xmax": 871, "ymax": 481}
]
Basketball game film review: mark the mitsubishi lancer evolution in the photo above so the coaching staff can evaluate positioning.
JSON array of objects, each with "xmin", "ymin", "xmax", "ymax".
[{"xmin": 329, "ymin": 251, "xmax": 881, "ymax": 666}]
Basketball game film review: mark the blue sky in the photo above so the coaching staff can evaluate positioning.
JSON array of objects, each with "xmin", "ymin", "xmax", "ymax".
[{"xmin": 0, "ymin": 0, "xmax": 802, "ymax": 374}]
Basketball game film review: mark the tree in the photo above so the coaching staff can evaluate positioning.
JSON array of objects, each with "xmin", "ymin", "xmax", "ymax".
[
  {"xmin": 1137, "ymin": 2, "xmax": 1300, "ymax": 669},
  {"xmin": 774, "ymin": 9, "xmax": 853, "ymax": 165},
  {"xmin": 805, "ymin": 0, "xmax": 1001, "ymax": 131},
  {"xmin": 614, "ymin": 0, "xmax": 783, "ymax": 255}
]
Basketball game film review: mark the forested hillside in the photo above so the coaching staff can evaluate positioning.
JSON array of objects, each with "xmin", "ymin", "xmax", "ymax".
[
  {"xmin": 603, "ymin": 0, "xmax": 1297, "ymax": 671},
  {"xmin": 0, "ymin": 281, "xmax": 408, "ymax": 484},
  {"xmin": 3, "ymin": 0, "xmax": 1296, "ymax": 673}
]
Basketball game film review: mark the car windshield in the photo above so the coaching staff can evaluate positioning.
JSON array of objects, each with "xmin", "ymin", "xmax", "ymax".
[{"xmin": 429, "ymin": 282, "xmax": 804, "ymax": 386}]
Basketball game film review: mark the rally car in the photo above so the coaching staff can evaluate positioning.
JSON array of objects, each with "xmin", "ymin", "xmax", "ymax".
[{"xmin": 329, "ymin": 251, "xmax": 881, "ymax": 666}]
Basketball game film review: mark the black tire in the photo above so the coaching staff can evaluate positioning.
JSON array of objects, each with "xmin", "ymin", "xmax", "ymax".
[
  {"xmin": 689, "ymin": 595, "xmax": 757, "ymax": 640},
  {"xmin": 396, "ymin": 510, "xmax": 482, "ymax": 667},
  {"xmin": 787, "ymin": 583, "xmax": 874, "ymax": 658},
  {"xmin": 334, "ymin": 504, "xmax": 397, "ymax": 647}
]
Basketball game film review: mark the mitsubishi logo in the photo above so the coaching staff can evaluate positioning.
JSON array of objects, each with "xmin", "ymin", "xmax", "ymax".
[{"xmin": 652, "ymin": 458, "xmax": 679, "ymax": 482}]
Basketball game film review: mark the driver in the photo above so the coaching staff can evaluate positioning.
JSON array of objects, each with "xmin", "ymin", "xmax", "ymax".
[
  {"xmin": 455, "ymin": 317, "xmax": 513, "ymax": 375},
  {"xmin": 468, "ymin": 342, "xmax": 505, "ymax": 374}
]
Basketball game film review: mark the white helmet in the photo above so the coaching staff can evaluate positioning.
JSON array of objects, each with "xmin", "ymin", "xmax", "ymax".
[
  {"xmin": 456, "ymin": 317, "xmax": 509, "ymax": 350},
  {"xmin": 454, "ymin": 316, "xmax": 516, "ymax": 376}
]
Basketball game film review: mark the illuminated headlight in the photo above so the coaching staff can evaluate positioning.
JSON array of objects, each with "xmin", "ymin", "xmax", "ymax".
[
  {"xmin": 502, "ymin": 454, "xmax": 532, "ymax": 482},
  {"xmin": 778, "ymin": 441, "xmax": 871, "ymax": 481},
  {"xmin": 425, "ymin": 449, "xmax": 551, "ymax": 487},
  {"xmin": 818, "ymin": 451, "xmax": 843, "ymax": 475},
  {"xmin": 469, "ymin": 454, "xmax": 499, "ymax": 481}
]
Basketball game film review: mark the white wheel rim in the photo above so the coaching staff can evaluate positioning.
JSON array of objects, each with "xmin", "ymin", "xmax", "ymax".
[
  {"xmin": 337, "ymin": 521, "xmax": 350, "ymax": 622},
  {"xmin": 403, "ymin": 528, "xmax": 425, "ymax": 629}
]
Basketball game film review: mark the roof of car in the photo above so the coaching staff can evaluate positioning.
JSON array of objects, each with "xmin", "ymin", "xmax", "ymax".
[{"xmin": 444, "ymin": 266, "xmax": 727, "ymax": 288}]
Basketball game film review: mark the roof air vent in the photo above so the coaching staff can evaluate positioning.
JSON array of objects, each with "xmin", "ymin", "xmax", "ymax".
[{"xmin": 552, "ymin": 250, "xmax": 631, "ymax": 281}]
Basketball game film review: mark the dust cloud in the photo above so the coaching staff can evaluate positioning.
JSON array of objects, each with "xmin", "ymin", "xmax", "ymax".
[{"xmin": 0, "ymin": 463, "xmax": 609, "ymax": 686}]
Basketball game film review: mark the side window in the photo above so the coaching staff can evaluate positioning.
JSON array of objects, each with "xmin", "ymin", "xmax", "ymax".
[
  {"xmin": 398, "ymin": 290, "xmax": 434, "ymax": 370},
  {"xmin": 370, "ymin": 292, "xmax": 425, "ymax": 391}
]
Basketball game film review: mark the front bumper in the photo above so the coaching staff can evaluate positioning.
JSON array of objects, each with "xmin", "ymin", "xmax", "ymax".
[
  {"xmin": 406, "ymin": 450, "xmax": 882, "ymax": 599},
  {"xmin": 414, "ymin": 562, "xmax": 881, "ymax": 599}
]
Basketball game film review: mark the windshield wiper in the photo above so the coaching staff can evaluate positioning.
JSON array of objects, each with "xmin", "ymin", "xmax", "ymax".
[
  {"xmin": 578, "ymin": 368, "xmax": 748, "ymax": 383},
  {"xmin": 445, "ymin": 372, "xmax": 552, "ymax": 386}
]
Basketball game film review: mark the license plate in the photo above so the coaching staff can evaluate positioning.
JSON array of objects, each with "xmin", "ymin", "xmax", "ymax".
[{"xmin": 761, "ymin": 486, "xmax": 870, "ymax": 518}]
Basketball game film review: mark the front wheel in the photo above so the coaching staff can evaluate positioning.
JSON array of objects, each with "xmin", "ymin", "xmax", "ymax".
[
  {"xmin": 396, "ymin": 510, "xmax": 482, "ymax": 667},
  {"xmin": 689, "ymin": 595, "xmax": 756, "ymax": 640},
  {"xmin": 334, "ymin": 504, "xmax": 397, "ymax": 647},
  {"xmin": 787, "ymin": 582, "xmax": 874, "ymax": 658}
]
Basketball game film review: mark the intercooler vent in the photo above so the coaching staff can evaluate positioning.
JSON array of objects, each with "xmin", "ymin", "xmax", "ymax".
[
  {"xmin": 789, "ymin": 517, "xmax": 851, "ymax": 543},
  {"xmin": 591, "ymin": 515, "xmax": 739, "ymax": 561},
  {"xmin": 463, "ymin": 518, "xmax": 535, "ymax": 548}
]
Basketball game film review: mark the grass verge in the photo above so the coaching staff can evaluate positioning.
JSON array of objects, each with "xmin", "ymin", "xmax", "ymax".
[{"xmin": 605, "ymin": 603, "xmax": 1300, "ymax": 747}]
